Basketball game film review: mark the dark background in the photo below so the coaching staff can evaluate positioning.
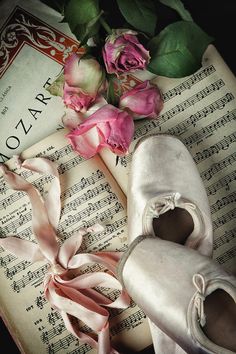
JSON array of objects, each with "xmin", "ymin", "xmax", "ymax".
[
  {"xmin": 182, "ymin": 0, "xmax": 236, "ymax": 75},
  {"xmin": 1, "ymin": 1, "xmax": 235, "ymax": 353}
]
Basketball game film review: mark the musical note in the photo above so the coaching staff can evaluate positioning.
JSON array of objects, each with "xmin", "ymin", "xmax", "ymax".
[
  {"xmin": 193, "ymin": 133, "xmax": 236, "ymax": 164},
  {"xmin": 206, "ymin": 171, "xmax": 236, "ymax": 195},
  {"xmin": 61, "ymin": 183, "xmax": 110, "ymax": 214},
  {"xmin": 58, "ymin": 156, "xmax": 84, "ymax": 174},
  {"xmin": 183, "ymin": 107, "xmax": 236, "ymax": 147},
  {"xmin": 110, "ymin": 309, "xmax": 146, "ymax": 335},
  {"xmin": 61, "ymin": 170, "xmax": 105, "ymax": 201},
  {"xmin": 213, "ymin": 208, "xmax": 236, "ymax": 231},
  {"xmin": 47, "ymin": 334, "xmax": 77, "ymax": 353},
  {"xmin": 4, "ymin": 260, "xmax": 30, "ymax": 279},
  {"xmin": 35, "ymin": 295, "xmax": 47, "ymax": 309},
  {"xmin": 216, "ymin": 245, "xmax": 236, "ymax": 265},
  {"xmin": 162, "ymin": 65, "xmax": 216, "ymax": 102},
  {"xmin": 210, "ymin": 192, "xmax": 236, "ymax": 214},
  {"xmin": 213, "ymin": 228, "xmax": 236, "ymax": 250},
  {"xmin": 201, "ymin": 153, "xmax": 236, "ymax": 182},
  {"xmin": 47, "ymin": 311, "xmax": 62, "ymax": 326},
  {"xmin": 10, "ymin": 264, "xmax": 48, "ymax": 292}
]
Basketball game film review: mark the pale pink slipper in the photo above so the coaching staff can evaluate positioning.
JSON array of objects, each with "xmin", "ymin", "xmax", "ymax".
[
  {"xmin": 118, "ymin": 237, "xmax": 236, "ymax": 354},
  {"xmin": 127, "ymin": 134, "xmax": 213, "ymax": 353}
]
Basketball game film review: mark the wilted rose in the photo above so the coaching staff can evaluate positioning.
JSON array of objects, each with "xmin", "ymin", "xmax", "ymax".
[
  {"xmin": 102, "ymin": 30, "xmax": 150, "ymax": 75},
  {"xmin": 119, "ymin": 80, "xmax": 163, "ymax": 119},
  {"xmin": 63, "ymin": 82, "xmax": 95, "ymax": 113},
  {"xmin": 67, "ymin": 104, "xmax": 134, "ymax": 159},
  {"xmin": 64, "ymin": 54, "xmax": 104, "ymax": 96},
  {"xmin": 62, "ymin": 54, "xmax": 105, "ymax": 113}
]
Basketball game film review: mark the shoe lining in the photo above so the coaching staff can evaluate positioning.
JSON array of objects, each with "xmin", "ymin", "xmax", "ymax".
[
  {"xmin": 152, "ymin": 207, "xmax": 194, "ymax": 245},
  {"xmin": 202, "ymin": 289, "xmax": 236, "ymax": 352}
]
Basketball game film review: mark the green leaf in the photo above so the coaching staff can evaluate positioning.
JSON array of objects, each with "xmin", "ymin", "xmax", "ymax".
[
  {"xmin": 148, "ymin": 21, "xmax": 213, "ymax": 78},
  {"xmin": 117, "ymin": 0, "xmax": 157, "ymax": 36},
  {"xmin": 64, "ymin": 0, "xmax": 99, "ymax": 31},
  {"xmin": 74, "ymin": 11, "xmax": 103, "ymax": 45},
  {"xmin": 159, "ymin": 0, "xmax": 193, "ymax": 21},
  {"xmin": 106, "ymin": 75, "xmax": 118, "ymax": 106}
]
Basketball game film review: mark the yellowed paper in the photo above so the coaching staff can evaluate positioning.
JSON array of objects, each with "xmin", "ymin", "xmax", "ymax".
[
  {"xmin": 101, "ymin": 45, "xmax": 236, "ymax": 274},
  {"xmin": 0, "ymin": 132, "xmax": 151, "ymax": 353}
]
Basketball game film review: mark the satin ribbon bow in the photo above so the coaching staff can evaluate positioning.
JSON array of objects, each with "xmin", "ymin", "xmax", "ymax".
[{"xmin": 0, "ymin": 157, "xmax": 130, "ymax": 354}]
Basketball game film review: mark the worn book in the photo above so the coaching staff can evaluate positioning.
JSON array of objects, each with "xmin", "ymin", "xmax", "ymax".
[
  {"xmin": 0, "ymin": 0, "xmax": 144, "ymax": 164},
  {"xmin": 0, "ymin": 0, "xmax": 83, "ymax": 162},
  {"xmin": 0, "ymin": 43, "xmax": 236, "ymax": 353}
]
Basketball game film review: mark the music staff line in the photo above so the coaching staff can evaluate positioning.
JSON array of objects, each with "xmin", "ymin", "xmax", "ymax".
[
  {"xmin": 168, "ymin": 94, "xmax": 234, "ymax": 139},
  {"xmin": 213, "ymin": 227, "xmax": 236, "ymax": 251},
  {"xmin": 47, "ymin": 334, "xmax": 78, "ymax": 354},
  {"xmin": 162, "ymin": 65, "xmax": 216, "ymax": 102},
  {"xmin": 206, "ymin": 171, "xmax": 236, "ymax": 196},
  {"xmin": 58, "ymin": 194, "xmax": 119, "ymax": 233},
  {"xmin": 216, "ymin": 245, "xmax": 236, "ymax": 265},
  {"xmin": 61, "ymin": 182, "xmax": 111, "ymax": 215},
  {"xmin": 210, "ymin": 191, "xmax": 236, "ymax": 214},
  {"xmin": 61, "ymin": 170, "xmax": 105, "ymax": 201},
  {"xmin": 193, "ymin": 132, "xmax": 236, "ymax": 165},
  {"xmin": 46, "ymin": 310, "xmax": 147, "ymax": 353},
  {"xmin": 119, "ymin": 91, "xmax": 233, "ymax": 169},
  {"xmin": 68, "ymin": 343, "xmax": 92, "ymax": 354},
  {"xmin": 11, "ymin": 263, "xmax": 48, "ymax": 293},
  {"xmin": 35, "ymin": 143, "xmax": 73, "ymax": 161},
  {"xmin": 201, "ymin": 152, "xmax": 236, "ymax": 182},
  {"xmin": 4, "ymin": 260, "xmax": 31, "ymax": 280},
  {"xmin": 110, "ymin": 309, "xmax": 146, "ymax": 336},
  {"xmin": 40, "ymin": 289, "xmax": 131, "ymax": 346},
  {"xmin": 0, "ymin": 143, "xmax": 74, "ymax": 195},
  {"xmin": 41, "ymin": 323, "xmax": 66, "ymax": 344},
  {"xmin": 213, "ymin": 208, "xmax": 236, "ymax": 231}
]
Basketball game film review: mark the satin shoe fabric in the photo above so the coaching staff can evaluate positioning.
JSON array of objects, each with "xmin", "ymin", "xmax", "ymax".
[
  {"xmin": 127, "ymin": 134, "xmax": 214, "ymax": 353},
  {"xmin": 118, "ymin": 237, "xmax": 236, "ymax": 354}
]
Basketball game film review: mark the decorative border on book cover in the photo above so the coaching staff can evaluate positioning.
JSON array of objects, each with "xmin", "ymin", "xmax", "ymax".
[
  {"xmin": 0, "ymin": 6, "xmax": 141, "ymax": 90},
  {"xmin": 0, "ymin": 6, "xmax": 84, "ymax": 78}
]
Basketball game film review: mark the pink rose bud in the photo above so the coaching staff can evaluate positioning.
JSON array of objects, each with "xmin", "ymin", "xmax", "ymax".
[
  {"xmin": 64, "ymin": 53, "xmax": 104, "ymax": 97},
  {"xmin": 67, "ymin": 104, "xmax": 134, "ymax": 159},
  {"xmin": 63, "ymin": 54, "xmax": 105, "ymax": 113},
  {"xmin": 103, "ymin": 29, "xmax": 150, "ymax": 75},
  {"xmin": 63, "ymin": 82, "xmax": 95, "ymax": 113},
  {"xmin": 119, "ymin": 80, "xmax": 163, "ymax": 119}
]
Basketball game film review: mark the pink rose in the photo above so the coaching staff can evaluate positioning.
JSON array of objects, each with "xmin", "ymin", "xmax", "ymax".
[
  {"xmin": 63, "ymin": 82, "xmax": 95, "ymax": 113},
  {"xmin": 63, "ymin": 54, "xmax": 105, "ymax": 113},
  {"xmin": 103, "ymin": 30, "xmax": 150, "ymax": 75},
  {"xmin": 119, "ymin": 80, "xmax": 163, "ymax": 119},
  {"xmin": 65, "ymin": 54, "xmax": 104, "ymax": 96},
  {"xmin": 67, "ymin": 104, "xmax": 134, "ymax": 159}
]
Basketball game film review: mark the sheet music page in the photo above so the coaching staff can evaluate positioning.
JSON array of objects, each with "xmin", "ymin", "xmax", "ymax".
[
  {"xmin": 0, "ymin": 0, "xmax": 83, "ymax": 162},
  {"xmin": 100, "ymin": 45, "xmax": 236, "ymax": 274},
  {"xmin": 0, "ymin": 131, "xmax": 151, "ymax": 354}
]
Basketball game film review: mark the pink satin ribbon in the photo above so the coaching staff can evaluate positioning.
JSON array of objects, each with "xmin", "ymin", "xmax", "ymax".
[{"xmin": 0, "ymin": 157, "xmax": 130, "ymax": 354}]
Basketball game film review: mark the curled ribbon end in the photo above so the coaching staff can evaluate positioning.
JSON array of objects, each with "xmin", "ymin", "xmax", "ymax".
[{"xmin": 200, "ymin": 314, "xmax": 206, "ymax": 327}]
